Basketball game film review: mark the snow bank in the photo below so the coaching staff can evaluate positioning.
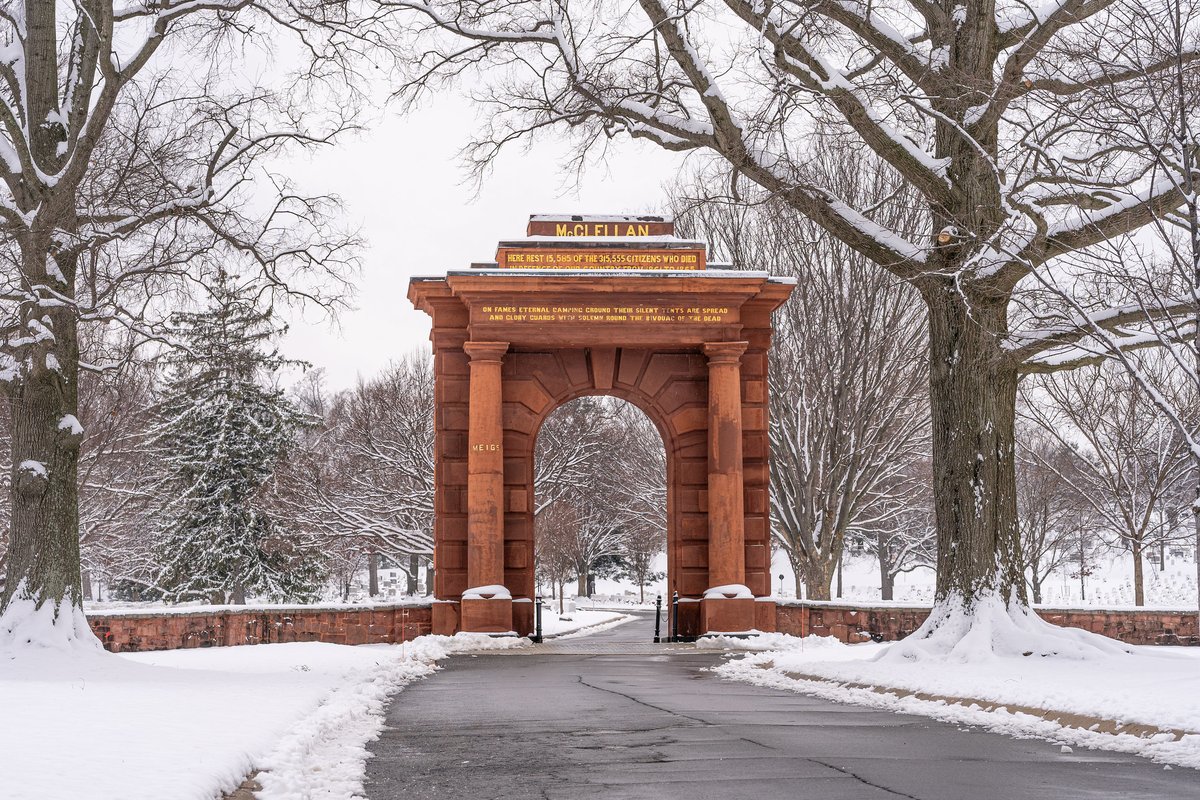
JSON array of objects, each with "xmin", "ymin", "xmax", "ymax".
[
  {"xmin": 715, "ymin": 627, "xmax": 1200, "ymax": 768},
  {"xmin": 0, "ymin": 587, "xmax": 102, "ymax": 653},
  {"xmin": 878, "ymin": 593, "xmax": 1133, "ymax": 662},
  {"xmin": 0, "ymin": 632, "xmax": 526, "ymax": 800},
  {"xmin": 696, "ymin": 632, "xmax": 848, "ymax": 653}
]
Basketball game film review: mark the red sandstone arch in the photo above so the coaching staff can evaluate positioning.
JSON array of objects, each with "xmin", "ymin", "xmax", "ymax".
[{"xmin": 410, "ymin": 271, "xmax": 792, "ymax": 637}]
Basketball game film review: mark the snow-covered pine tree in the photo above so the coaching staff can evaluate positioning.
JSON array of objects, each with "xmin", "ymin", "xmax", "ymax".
[{"xmin": 152, "ymin": 274, "xmax": 323, "ymax": 604}]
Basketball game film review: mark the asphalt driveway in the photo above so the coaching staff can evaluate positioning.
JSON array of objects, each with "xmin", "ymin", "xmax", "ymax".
[{"xmin": 364, "ymin": 612, "xmax": 1197, "ymax": 799}]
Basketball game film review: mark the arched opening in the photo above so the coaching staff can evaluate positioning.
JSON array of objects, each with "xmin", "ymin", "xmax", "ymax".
[{"xmin": 532, "ymin": 396, "xmax": 667, "ymax": 614}]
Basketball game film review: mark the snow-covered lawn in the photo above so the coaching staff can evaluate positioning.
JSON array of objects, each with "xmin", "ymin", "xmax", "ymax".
[
  {"xmin": 539, "ymin": 607, "xmax": 629, "ymax": 637},
  {"xmin": 0, "ymin": 603, "xmax": 634, "ymax": 800},
  {"xmin": 712, "ymin": 631, "xmax": 1200, "ymax": 769},
  {"xmin": 0, "ymin": 634, "xmax": 530, "ymax": 800}
]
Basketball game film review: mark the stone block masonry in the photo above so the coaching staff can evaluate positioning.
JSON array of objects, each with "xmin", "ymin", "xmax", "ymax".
[
  {"xmin": 774, "ymin": 601, "xmax": 1200, "ymax": 647},
  {"xmin": 88, "ymin": 603, "xmax": 433, "ymax": 653},
  {"xmin": 87, "ymin": 601, "xmax": 1198, "ymax": 652}
]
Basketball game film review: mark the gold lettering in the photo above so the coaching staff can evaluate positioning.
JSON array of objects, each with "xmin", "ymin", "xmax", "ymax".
[
  {"xmin": 477, "ymin": 304, "xmax": 731, "ymax": 325},
  {"xmin": 555, "ymin": 223, "xmax": 568, "ymax": 236}
]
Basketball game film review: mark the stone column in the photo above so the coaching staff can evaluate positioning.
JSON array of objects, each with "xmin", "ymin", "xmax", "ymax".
[
  {"xmin": 461, "ymin": 341, "xmax": 512, "ymax": 633},
  {"xmin": 701, "ymin": 341, "xmax": 754, "ymax": 634}
]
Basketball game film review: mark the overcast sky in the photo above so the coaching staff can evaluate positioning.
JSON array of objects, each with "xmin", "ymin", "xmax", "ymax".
[{"xmin": 277, "ymin": 95, "xmax": 688, "ymax": 390}]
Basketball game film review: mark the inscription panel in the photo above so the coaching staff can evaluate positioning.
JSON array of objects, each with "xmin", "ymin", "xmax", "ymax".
[
  {"xmin": 527, "ymin": 220, "xmax": 674, "ymax": 237},
  {"xmin": 473, "ymin": 303, "xmax": 734, "ymax": 326},
  {"xmin": 496, "ymin": 247, "xmax": 705, "ymax": 271}
]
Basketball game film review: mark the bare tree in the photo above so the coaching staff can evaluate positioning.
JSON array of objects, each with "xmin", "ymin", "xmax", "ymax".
[
  {"xmin": 533, "ymin": 397, "xmax": 667, "ymax": 597},
  {"xmin": 270, "ymin": 357, "xmax": 436, "ymax": 565},
  {"xmin": 1037, "ymin": 0, "xmax": 1200, "ymax": 612},
  {"xmin": 1014, "ymin": 427, "xmax": 1087, "ymax": 604},
  {"xmin": 1025, "ymin": 363, "xmax": 1192, "ymax": 605},
  {"xmin": 534, "ymin": 500, "xmax": 579, "ymax": 613},
  {"xmin": 533, "ymin": 396, "xmax": 625, "ymax": 514},
  {"xmin": 0, "ymin": 0, "xmax": 366, "ymax": 643},
  {"xmin": 858, "ymin": 460, "xmax": 937, "ymax": 602},
  {"xmin": 677, "ymin": 168, "xmax": 929, "ymax": 600},
  {"xmin": 383, "ymin": 0, "xmax": 1200, "ymax": 652},
  {"xmin": 615, "ymin": 525, "xmax": 665, "ymax": 604},
  {"xmin": 75, "ymin": 343, "xmax": 162, "ymax": 598}
]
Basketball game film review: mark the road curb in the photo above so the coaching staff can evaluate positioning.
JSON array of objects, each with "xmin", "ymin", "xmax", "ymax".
[{"xmin": 765, "ymin": 664, "xmax": 1195, "ymax": 742}]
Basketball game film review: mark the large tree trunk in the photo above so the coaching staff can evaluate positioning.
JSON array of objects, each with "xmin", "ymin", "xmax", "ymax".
[
  {"xmin": 800, "ymin": 559, "xmax": 836, "ymax": 601},
  {"xmin": 1, "ymin": 246, "xmax": 88, "ymax": 640},
  {"xmin": 925, "ymin": 288, "xmax": 1025, "ymax": 608},
  {"xmin": 368, "ymin": 551, "xmax": 380, "ymax": 597}
]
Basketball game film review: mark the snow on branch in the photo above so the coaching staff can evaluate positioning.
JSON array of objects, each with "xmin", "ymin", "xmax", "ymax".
[
  {"xmin": 1040, "ymin": 172, "xmax": 1193, "ymax": 262},
  {"xmin": 1010, "ymin": 299, "xmax": 1200, "ymax": 366}
]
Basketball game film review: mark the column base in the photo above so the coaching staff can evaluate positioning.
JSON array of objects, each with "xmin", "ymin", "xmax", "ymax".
[
  {"xmin": 700, "ymin": 595, "xmax": 757, "ymax": 635},
  {"xmin": 754, "ymin": 598, "xmax": 777, "ymax": 632},
  {"xmin": 460, "ymin": 596, "xmax": 515, "ymax": 633},
  {"xmin": 431, "ymin": 601, "xmax": 460, "ymax": 636}
]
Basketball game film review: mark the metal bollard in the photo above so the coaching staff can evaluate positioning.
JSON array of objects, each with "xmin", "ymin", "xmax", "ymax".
[
  {"xmin": 531, "ymin": 596, "xmax": 544, "ymax": 643},
  {"xmin": 670, "ymin": 591, "xmax": 680, "ymax": 642},
  {"xmin": 653, "ymin": 594, "xmax": 662, "ymax": 643}
]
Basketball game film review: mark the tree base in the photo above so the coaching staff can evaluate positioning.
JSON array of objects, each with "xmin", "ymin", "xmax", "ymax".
[
  {"xmin": 876, "ymin": 593, "xmax": 1133, "ymax": 663},
  {"xmin": 0, "ymin": 585, "xmax": 103, "ymax": 655}
]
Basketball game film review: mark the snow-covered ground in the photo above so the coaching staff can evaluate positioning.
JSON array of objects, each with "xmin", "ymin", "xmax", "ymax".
[
  {"xmin": 711, "ymin": 627, "xmax": 1200, "ymax": 769},
  {"xmin": 0, "ymin": 635, "xmax": 524, "ymax": 800},
  {"xmin": 775, "ymin": 552, "xmax": 1200, "ymax": 609},
  {"xmin": 539, "ymin": 608, "xmax": 629, "ymax": 637},
  {"xmin": 533, "ymin": 551, "xmax": 1200, "ymax": 610},
  {"xmin": 81, "ymin": 550, "xmax": 1198, "ymax": 614},
  {"xmin": 0, "ymin": 607, "xmax": 624, "ymax": 800}
]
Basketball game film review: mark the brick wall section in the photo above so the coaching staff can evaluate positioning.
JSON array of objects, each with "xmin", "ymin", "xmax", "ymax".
[
  {"xmin": 774, "ymin": 602, "xmax": 1200, "ymax": 646},
  {"xmin": 89, "ymin": 601, "xmax": 1199, "ymax": 651},
  {"xmin": 88, "ymin": 604, "xmax": 434, "ymax": 653}
]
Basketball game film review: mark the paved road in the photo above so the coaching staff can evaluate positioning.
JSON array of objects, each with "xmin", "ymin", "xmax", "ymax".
[{"xmin": 364, "ymin": 612, "xmax": 1198, "ymax": 799}]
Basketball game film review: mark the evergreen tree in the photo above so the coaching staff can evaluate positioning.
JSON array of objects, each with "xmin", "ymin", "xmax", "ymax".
[{"xmin": 152, "ymin": 274, "xmax": 323, "ymax": 604}]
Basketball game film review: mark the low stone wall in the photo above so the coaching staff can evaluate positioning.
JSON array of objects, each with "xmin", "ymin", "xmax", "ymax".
[
  {"xmin": 774, "ymin": 601, "xmax": 1200, "ymax": 646},
  {"xmin": 88, "ymin": 603, "xmax": 434, "ymax": 653},
  {"xmin": 88, "ymin": 600, "xmax": 1200, "ymax": 652}
]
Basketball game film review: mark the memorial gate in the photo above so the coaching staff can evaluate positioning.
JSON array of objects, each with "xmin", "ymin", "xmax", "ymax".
[{"xmin": 409, "ymin": 215, "xmax": 794, "ymax": 638}]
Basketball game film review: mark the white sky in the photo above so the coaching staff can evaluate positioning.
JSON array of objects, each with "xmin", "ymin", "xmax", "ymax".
[{"xmin": 277, "ymin": 95, "xmax": 688, "ymax": 390}]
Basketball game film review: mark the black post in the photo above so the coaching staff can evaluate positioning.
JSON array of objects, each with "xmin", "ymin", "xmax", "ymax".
[
  {"xmin": 670, "ymin": 591, "xmax": 680, "ymax": 642},
  {"xmin": 532, "ymin": 596, "xmax": 544, "ymax": 643},
  {"xmin": 653, "ymin": 594, "xmax": 662, "ymax": 643}
]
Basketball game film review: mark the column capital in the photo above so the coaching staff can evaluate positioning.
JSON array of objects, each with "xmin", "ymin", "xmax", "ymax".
[
  {"xmin": 703, "ymin": 341, "xmax": 748, "ymax": 364},
  {"xmin": 464, "ymin": 341, "xmax": 510, "ymax": 363}
]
